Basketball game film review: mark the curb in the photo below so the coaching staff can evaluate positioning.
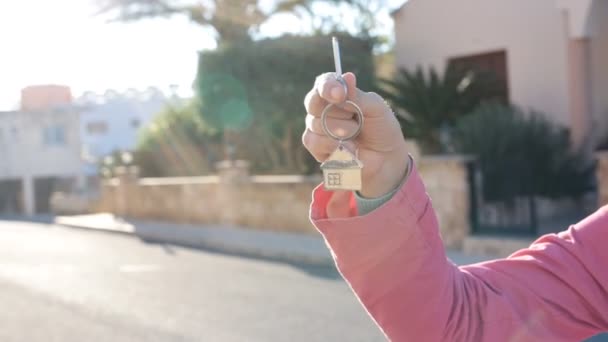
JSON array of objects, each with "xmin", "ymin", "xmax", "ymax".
[
  {"xmin": 55, "ymin": 215, "xmax": 135, "ymax": 235},
  {"xmin": 54, "ymin": 215, "xmax": 334, "ymax": 267}
]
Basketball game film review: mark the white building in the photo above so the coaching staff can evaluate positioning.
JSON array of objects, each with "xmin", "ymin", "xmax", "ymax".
[
  {"xmin": 392, "ymin": 0, "xmax": 608, "ymax": 147},
  {"xmin": 0, "ymin": 106, "xmax": 82, "ymax": 215},
  {"xmin": 76, "ymin": 87, "xmax": 170, "ymax": 175},
  {"xmin": 0, "ymin": 86, "xmax": 179, "ymax": 215}
]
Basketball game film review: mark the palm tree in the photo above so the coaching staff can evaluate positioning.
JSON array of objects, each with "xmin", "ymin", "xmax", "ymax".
[{"xmin": 377, "ymin": 64, "xmax": 501, "ymax": 153}]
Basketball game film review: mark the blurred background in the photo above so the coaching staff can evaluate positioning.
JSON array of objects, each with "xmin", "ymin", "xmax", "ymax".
[{"xmin": 0, "ymin": 0, "xmax": 607, "ymax": 341}]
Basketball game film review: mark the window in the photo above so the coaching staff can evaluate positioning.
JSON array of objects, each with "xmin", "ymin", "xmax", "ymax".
[
  {"xmin": 86, "ymin": 121, "xmax": 108, "ymax": 135},
  {"xmin": 43, "ymin": 125, "xmax": 66, "ymax": 146},
  {"xmin": 131, "ymin": 118, "xmax": 141, "ymax": 129},
  {"xmin": 448, "ymin": 50, "xmax": 509, "ymax": 103},
  {"xmin": 327, "ymin": 173, "xmax": 342, "ymax": 186}
]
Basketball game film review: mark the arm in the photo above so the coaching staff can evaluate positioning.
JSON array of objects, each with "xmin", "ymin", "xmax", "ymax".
[{"xmin": 311, "ymin": 159, "xmax": 608, "ymax": 341}]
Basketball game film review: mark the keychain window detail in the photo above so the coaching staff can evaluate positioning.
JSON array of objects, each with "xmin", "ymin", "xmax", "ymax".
[{"xmin": 327, "ymin": 173, "xmax": 342, "ymax": 186}]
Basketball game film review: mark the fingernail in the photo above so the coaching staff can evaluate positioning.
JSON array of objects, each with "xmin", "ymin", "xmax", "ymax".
[{"xmin": 330, "ymin": 87, "xmax": 342, "ymax": 100}]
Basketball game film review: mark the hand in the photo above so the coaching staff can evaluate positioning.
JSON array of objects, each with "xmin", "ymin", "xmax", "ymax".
[{"xmin": 303, "ymin": 72, "xmax": 409, "ymax": 198}]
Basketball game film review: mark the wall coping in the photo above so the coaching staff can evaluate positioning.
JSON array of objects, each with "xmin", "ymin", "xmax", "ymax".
[
  {"xmin": 250, "ymin": 175, "xmax": 322, "ymax": 184},
  {"xmin": 139, "ymin": 176, "xmax": 220, "ymax": 186},
  {"xmin": 103, "ymin": 179, "xmax": 120, "ymax": 186},
  {"xmin": 216, "ymin": 160, "xmax": 250, "ymax": 169},
  {"xmin": 105, "ymin": 174, "xmax": 323, "ymax": 187}
]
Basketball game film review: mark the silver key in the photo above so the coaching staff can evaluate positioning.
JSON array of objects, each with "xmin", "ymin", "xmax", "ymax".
[
  {"xmin": 332, "ymin": 37, "xmax": 342, "ymax": 77},
  {"xmin": 320, "ymin": 37, "xmax": 365, "ymax": 192}
]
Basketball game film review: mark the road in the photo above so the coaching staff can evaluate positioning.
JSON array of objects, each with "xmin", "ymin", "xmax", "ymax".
[
  {"xmin": 0, "ymin": 219, "xmax": 606, "ymax": 342},
  {"xmin": 0, "ymin": 219, "xmax": 384, "ymax": 342}
]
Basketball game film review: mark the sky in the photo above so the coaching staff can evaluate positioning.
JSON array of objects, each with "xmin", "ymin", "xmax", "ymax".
[{"xmin": 0, "ymin": 0, "xmax": 402, "ymax": 111}]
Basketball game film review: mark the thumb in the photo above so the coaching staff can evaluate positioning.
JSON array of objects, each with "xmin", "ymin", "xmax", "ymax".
[{"xmin": 326, "ymin": 190, "xmax": 355, "ymax": 219}]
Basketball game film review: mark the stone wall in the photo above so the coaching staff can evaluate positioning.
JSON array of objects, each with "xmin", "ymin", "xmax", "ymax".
[
  {"xmin": 597, "ymin": 151, "xmax": 608, "ymax": 206},
  {"xmin": 97, "ymin": 156, "xmax": 473, "ymax": 245},
  {"xmin": 97, "ymin": 172, "xmax": 320, "ymax": 235},
  {"xmin": 417, "ymin": 156, "xmax": 472, "ymax": 249}
]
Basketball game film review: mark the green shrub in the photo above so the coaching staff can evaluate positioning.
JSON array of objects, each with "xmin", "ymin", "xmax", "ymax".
[
  {"xmin": 135, "ymin": 101, "xmax": 222, "ymax": 177},
  {"xmin": 454, "ymin": 104, "xmax": 595, "ymax": 201},
  {"xmin": 195, "ymin": 33, "xmax": 376, "ymax": 174}
]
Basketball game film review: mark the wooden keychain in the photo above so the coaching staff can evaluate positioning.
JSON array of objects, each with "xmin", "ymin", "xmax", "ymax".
[{"xmin": 320, "ymin": 37, "xmax": 365, "ymax": 191}]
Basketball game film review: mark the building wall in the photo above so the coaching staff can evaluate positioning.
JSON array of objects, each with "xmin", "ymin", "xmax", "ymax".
[
  {"xmin": 0, "ymin": 108, "xmax": 81, "ymax": 179},
  {"xmin": 0, "ymin": 107, "xmax": 81, "ymax": 214},
  {"xmin": 393, "ymin": 0, "xmax": 571, "ymax": 126},
  {"xmin": 77, "ymin": 89, "xmax": 168, "ymax": 174},
  {"xmin": 588, "ymin": 0, "xmax": 608, "ymax": 145},
  {"xmin": 597, "ymin": 152, "xmax": 608, "ymax": 206}
]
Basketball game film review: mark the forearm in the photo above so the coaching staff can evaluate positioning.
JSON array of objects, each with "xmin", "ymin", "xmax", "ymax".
[
  {"xmin": 311, "ymin": 161, "xmax": 608, "ymax": 341},
  {"xmin": 311, "ymin": 160, "xmax": 458, "ymax": 340}
]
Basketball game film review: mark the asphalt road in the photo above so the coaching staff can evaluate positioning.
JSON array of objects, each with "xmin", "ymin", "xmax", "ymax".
[
  {"xmin": 0, "ymin": 219, "xmax": 606, "ymax": 342},
  {"xmin": 0, "ymin": 219, "xmax": 384, "ymax": 342}
]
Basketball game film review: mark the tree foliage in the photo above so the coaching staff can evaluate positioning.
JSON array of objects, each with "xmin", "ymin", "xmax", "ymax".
[
  {"xmin": 195, "ymin": 33, "xmax": 375, "ymax": 173},
  {"xmin": 96, "ymin": 0, "xmax": 390, "ymax": 46},
  {"xmin": 454, "ymin": 104, "xmax": 595, "ymax": 201},
  {"xmin": 98, "ymin": 0, "xmax": 318, "ymax": 45},
  {"xmin": 135, "ymin": 101, "xmax": 222, "ymax": 177},
  {"xmin": 295, "ymin": 0, "xmax": 391, "ymax": 45},
  {"xmin": 377, "ymin": 65, "xmax": 501, "ymax": 153}
]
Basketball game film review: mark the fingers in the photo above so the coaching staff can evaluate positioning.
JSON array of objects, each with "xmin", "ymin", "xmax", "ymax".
[
  {"xmin": 305, "ymin": 114, "xmax": 359, "ymax": 139},
  {"xmin": 303, "ymin": 87, "xmax": 325, "ymax": 117},
  {"xmin": 304, "ymin": 89, "xmax": 358, "ymax": 119},
  {"xmin": 302, "ymin": 71, "xmax": 392, "ymax": 163},
  {"xmin": 316, "ymin": 72, "xmax": 348, "ymax": 104},
  {"xmin": 305, "ymin": 72, "xmax": 390, "ymax": 118},
  {"xmin": 341, "ymin": 73, "xmax": 390, "ymax": 117},
  {"xmin": 301, "ymin": 130, "xmax": 336, "ymax": 162},
  {"xmin": 301, "ymin": 128, "xmax": 356, "ymax": 162},
  {"xmin": 304, "ymin": 73, "xmax": 348, "ymax": 117}
]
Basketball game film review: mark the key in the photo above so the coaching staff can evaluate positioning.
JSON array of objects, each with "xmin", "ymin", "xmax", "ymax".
[
  {"xmin": 332, "ymin": 37, "xmax": 347, "ymax": 94},
  {"xmin": 332, "ymin": 37, "xmax": 342, "ymax": 77},
  {"xmin": 320, "ymin": 37, "xmax": 364, "ymax": 191}
]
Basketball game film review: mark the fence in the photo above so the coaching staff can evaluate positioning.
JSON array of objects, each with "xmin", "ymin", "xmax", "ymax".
[
  {"xmin": 467, "ymin": 162, "xmax": 538, "ymax": 236},
  {"xmin": 468, "ymin": 161, "xmax": 597, "ymax": 237}
]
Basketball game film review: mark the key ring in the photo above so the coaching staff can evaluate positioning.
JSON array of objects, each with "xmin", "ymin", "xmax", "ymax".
[
  {"xmin": 320, "ymin": 38, "xmax": 364, "ymax": 142},
  {"xmin": 321, "ymin": 97, "xmax": 364, "ymax": 142}
]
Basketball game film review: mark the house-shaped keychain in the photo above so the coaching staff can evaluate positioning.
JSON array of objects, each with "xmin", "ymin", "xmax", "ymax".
[{"xmin": 320, "ymin": 145, "xmax": 363, "ymax": 191}]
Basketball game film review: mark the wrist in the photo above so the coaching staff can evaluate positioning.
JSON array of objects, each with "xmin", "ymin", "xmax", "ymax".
[{"xmin": 360, "ymin": 143, "xmax": 409, "ymax": 198}]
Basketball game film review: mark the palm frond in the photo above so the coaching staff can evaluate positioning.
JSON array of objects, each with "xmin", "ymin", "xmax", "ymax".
[{"xmin": 381, "ymin": 64, "xmax": 498, "ymax": 153}]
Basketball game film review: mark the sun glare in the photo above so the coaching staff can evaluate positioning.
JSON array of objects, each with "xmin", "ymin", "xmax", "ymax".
[{"xmin": 0, "ymin": 0, "xmax": 213, "ymax": 110}]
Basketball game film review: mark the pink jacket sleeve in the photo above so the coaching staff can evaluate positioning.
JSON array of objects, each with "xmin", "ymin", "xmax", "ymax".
[{"xmin": 310, "ymin": 161, "xmax": 608, "ymax": 342}]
